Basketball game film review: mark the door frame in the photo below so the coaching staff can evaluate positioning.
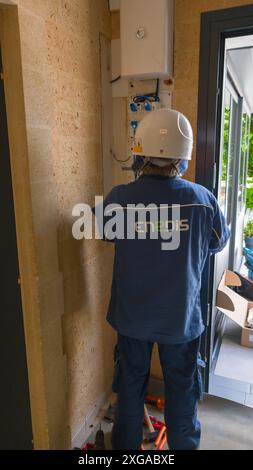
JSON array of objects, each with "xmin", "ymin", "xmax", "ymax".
[
  {"xmin": 196, "ymin": 4, "xmax": 253, "ymax": 391},
  {"xmin": 0, "ymin": 3, "xmax": 50, "ymax": 448},
  {"xmin": 0, "ymin": 48, "xmax": 33, "ymax": 449}
]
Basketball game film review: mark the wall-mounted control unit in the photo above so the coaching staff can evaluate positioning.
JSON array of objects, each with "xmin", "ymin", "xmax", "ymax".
[{"xmin": 120, "ymin": 0, "xmax": 174, "ymax": 79}]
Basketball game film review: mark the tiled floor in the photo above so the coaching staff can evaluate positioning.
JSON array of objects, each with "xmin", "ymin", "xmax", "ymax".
[
  {"xmin": 215, "ymin": 335, "xmax": 253, "ymax": 384},
  {"xmin": 208, "ymin": 334, "xmax": 253, "ymax": 406},
  {"xmin": 198, "ymin": 395, "xmax": 253, "ymax": 450},
  {"xmin": 85, "ymin": 394, "xmax": 253, "ymax": 450}
]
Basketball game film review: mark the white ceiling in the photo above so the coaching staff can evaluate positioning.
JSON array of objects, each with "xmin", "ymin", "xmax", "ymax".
[{"xmin": 226, "ymin": 36, "xmax": 253, "ymax": 112}]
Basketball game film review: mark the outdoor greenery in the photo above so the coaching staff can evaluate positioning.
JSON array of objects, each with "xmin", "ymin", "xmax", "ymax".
[
  {"xmin": 246, "ymin": 114, "xmax": 253, "ymax": 208},
  {"xmin": 221, "ymin": 109, "xmax": 253, "ymax": 211},
  {"xmin": 247, "ymin": 114, "xmax": 253, "ymax": 178},
  {"xmin": 221, "ymin": 106, "xmax": 230, "ymax": 183},
  {"xmin": 246, "ymin": 186, "xmax": 253, "ymax": 209},
  {"xmin": 244, "ymin": 219, "xmax": 253, "ymax": 238}
]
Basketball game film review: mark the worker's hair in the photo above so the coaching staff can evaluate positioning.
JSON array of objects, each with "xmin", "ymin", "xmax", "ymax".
[{"xmin": 141, "ymin": 158, "xmax": 181, "ymax": 177}]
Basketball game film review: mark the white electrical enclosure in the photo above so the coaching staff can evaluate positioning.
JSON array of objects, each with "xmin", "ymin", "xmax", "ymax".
[
  {"xmin": 111, "ymin": 39, "xmax": 128, "ymax": 97},
  {"xmin": 120, "ymin": 0, "xmax": 174, "ymax": 79}
]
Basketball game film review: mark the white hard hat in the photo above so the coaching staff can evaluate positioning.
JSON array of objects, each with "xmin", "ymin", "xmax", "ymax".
[{"xmin": 132, "ymin": 108, "xmax": 193, "ymax": 160}]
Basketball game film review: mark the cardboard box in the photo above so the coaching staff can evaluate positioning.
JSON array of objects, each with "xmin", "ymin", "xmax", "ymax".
[{"xmin": 216, "ymin": 270, "xmax": 253, "ymax": 348}]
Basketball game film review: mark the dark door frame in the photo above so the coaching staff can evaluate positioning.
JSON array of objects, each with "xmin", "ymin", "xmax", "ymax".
[
  {"xmin": 196, "ymin": 4, "xmax": 253, "ymax": 391},
  {"xmin": 0, "ymin": 50, "xmax": 33, "ymax": 449}
]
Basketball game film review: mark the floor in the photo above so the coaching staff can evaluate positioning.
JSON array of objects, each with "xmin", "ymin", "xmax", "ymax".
[
  {"xmin": 85, "ymin": 394, "xmax": 253, "ymax": 450},
  {"xmin": 198, "ymin": 395, "xmax": 253, "ymax": 449},
  {"xmin": 208, "ymin": 333, "xmax": 253, "ymax": 407},
  {"xmin": 215, "ymin": 335, "xmax": 253, "ymax": 383}
]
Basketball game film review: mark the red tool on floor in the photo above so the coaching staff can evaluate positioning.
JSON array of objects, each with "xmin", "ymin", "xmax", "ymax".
[
  {"xmin": 145, "ymin": 395, "xmax": 165, "ymax": 411},
  {"xmin": 154, "ymin": 425, "xmax": 167, "ymax": 450},
  {"xmin": 82, "ymin": 442, "xmax": 95, "ymax": 450},
  {"xmin": 149, "ymin": 415, "xmax": 165, "ymax": 431},
  {"xmin": 142, "ymin": 404, "xmax": 168, "ymax": 450},
  {"xmin": 143, "ymin": 404, "xmax": 158, "ymax": 443},
  {"xmin": 81, "ymin": 427, "xmax": 106, "ymax": 450}
]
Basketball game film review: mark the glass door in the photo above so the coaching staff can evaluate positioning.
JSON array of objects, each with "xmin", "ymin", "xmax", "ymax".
[
  {"xmin": 232, "ymin": 109, "xmax": 251, "ymax": 270},
  {"xmin": 210, "ymin": 76, "xmax": 241, "ymax": 368}
]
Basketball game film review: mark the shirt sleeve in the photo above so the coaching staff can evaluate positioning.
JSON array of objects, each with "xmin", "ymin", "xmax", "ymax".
[{"xmin": 209, "ymin": 195, "xmax": 230, "ymax": 254}]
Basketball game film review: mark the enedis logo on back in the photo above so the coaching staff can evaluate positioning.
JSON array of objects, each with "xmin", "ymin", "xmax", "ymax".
[{"xmin": 135, "ymin": 219, "xmax": 190, "ymax": 234}]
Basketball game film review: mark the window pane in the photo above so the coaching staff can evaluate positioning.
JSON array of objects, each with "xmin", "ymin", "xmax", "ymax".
[
  {"xmin": 219, "ymin": 89, "xmax": 231, "ymax": 212},
  {"xmin": 238, "ymin": 112, "xmax": 247, "ymax": 208},
  {"xmin": 246, "ymin": 114, "xmax": 253, "ymax": 210},
  {"xmin": 226, "ymin": 98, "xmax": 237, "ymax": 225}
]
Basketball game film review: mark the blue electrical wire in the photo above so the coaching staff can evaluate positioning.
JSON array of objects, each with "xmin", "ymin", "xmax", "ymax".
[{"xmin": 133, "ymin": 79, "xmax": 160, "ymax": 104}]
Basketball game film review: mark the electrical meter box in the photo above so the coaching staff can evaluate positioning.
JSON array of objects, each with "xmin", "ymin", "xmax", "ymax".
[{"xmin": 120, "ymin": 0, "xmax": 174, "ymax": 79}]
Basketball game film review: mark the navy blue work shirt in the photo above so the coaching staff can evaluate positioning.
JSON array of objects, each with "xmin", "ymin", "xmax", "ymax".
[{"xmin": 94, "ymin": 175, "xmax": 230, "ymax": 344}]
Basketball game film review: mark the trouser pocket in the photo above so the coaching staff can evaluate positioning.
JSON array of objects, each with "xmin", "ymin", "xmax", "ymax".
[
  {"xmin": 195, "ymin": 353, "xmax": 205, "ymax": 401},
  {"xmin": 112, "ymin": 343, "xmax": 121, "ymax": 393}
]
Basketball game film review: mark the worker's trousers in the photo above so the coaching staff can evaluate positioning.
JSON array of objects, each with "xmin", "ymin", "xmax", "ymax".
[{"xmin": 111, "ymin": 334, "xmax": 204, "ymax": 450}]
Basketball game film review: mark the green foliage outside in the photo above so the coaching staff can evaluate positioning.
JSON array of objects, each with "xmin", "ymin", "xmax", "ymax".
[
  {"xmin": 246, "ymin": 114, "xmax": 253, "ymax": 209},
  {"xmin": 221, "ymin": 109, "xmax": 253, "ymax": 209},
  {"xmin": 247, "ymin": 114, "xmax": 253, "ymax": 178},
  {"xmin": 221, "ymin": 107, "xmax": 230, "ymax": 183},
  {"xmin": 244, "ymin": 219, "xmax": 253, "ymax": 238},
  {"xmin": 246, "ymin": 186, "xmax": 253, "ymax": 209}
]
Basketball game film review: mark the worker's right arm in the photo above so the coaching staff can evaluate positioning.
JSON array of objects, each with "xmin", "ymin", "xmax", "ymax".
[{"xmin": 209, "ymin": 196, "xmax": 230, "ymax": 254}]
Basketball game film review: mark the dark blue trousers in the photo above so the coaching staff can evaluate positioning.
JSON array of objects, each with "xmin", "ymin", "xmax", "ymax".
[{"xmin": 111, "ymin": 334, "xmax": 203, "ymax": 450}]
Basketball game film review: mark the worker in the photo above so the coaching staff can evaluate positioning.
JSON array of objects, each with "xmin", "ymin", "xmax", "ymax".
[{"xmin": 94, "ymin": 108, "xmax": 230, "ymax": 450}]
